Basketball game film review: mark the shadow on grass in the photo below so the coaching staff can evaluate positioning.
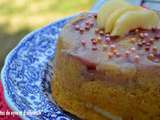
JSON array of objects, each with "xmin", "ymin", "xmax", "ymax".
[{"xmin": 0, "ymin": 23, "xmax": 32, "ymax": 69}]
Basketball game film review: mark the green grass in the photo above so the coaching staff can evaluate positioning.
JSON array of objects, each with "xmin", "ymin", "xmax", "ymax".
[
  {"xmin": 0, "ymin": 0, "xmax": 95, "ymax": 15},
  {"xmin": 0, "ymin": 0, "xmax": 96, "ymax": 30},
  {"xmin": 0, "ymin": 0, "xmax": 96, "ymax": 68}
]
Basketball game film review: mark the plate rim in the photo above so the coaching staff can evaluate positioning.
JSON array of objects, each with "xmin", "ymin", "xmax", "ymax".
[{"xmin": 0, "ymin": 15, "xmax": 74, "ymax": 120}]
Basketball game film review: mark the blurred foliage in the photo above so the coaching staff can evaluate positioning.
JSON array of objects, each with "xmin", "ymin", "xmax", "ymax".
[
  {"xmin": 0, "ymin": 0, "xmax": 95, "ymax": 15},
  {"xmin": 0, "ymin": 0, "xmax": 96, "ymax": 68},
  {"xmin": 0, "ymin": 0, "xmax": 95, "ymax": 31}
]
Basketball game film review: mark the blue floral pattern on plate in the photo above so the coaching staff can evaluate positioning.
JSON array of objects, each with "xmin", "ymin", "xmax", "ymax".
[{"xmin": 1, "ymin": 16, "xmax": 80, "ymax": 120}]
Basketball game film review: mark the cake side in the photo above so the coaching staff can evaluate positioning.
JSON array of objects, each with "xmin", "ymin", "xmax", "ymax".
[
  {"xmin": 53, "ymin": 34, "xmax": 160, "ymax": 120},
  {"xmin": 52, "ymin": 2, "xmax": 160, "ymax": 120}
]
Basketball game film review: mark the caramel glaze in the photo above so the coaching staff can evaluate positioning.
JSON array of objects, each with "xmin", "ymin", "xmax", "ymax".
[{"xmin": 60, "ymin": 12, "xmax": 160, "ymax": 84}]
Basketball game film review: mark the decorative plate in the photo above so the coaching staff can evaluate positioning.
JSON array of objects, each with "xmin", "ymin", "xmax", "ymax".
[{"xmin": 1, "ymin": 16, "xmax": 80, "ymax": 120}]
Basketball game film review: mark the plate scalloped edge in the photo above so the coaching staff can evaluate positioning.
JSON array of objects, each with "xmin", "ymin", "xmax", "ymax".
[{"xmin": 1, "ymin": 15, "xmax": 78, "ymax": 120}]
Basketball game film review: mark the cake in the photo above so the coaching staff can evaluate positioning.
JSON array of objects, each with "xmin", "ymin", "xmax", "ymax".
[{"xmin": 52, "ymin": 0, "xmax": 160, "ymax": 120}]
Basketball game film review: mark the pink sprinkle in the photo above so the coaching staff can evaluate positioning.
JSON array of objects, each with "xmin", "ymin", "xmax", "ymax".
[
  {"xmin": 93, "ymin": 14, "xmax": 97, "ymax": 19},
  {"xmin": 134, "ymin": 55, "xmax": 140, "ymax": 63},
  {"xmin": 105, "ymin": 37, "xmax": 111, "ymax": 44},
  {"xmin": 92, "ymin": 46, "xmax": 97, "ymax": 51},
  {"xmin": 110, "ymin": 44, "xmax": 116, "ymax": 50},
  {"xmin": 92, "ymin": 39, "xmax": 97, "ymax": 45},
  {"xmin": 130, "ymin": 47, "xmax": 136, "ymax": 52},
  {"xmin": 81, "ymin": 40, "xmax": 86, "ymax": 46},
  {"xmin": 85, "ymin": 25, "xmax": 90, "ymax": 31},
  {"xmin": 79, "ymin": 28, "xmax": 85, "ymax": 34},
  {"xmin": 75, "ymin": 25, "xmax": 80, "ymax": 31},
  {"xmin": 85, "ymin": 21, "xmax": 90, "ymax": 26},
  {"xmin": 115, "ymin": 52, "xmax": 121, "ymax": 57},
  {"xmin": 108, "ymin": 52, "xmax": 114, "ymax": 59},
  {"xmin": 125, "ymin": 51, "xmax": 130, "ymax": 57},
  {"xmin": 155, "ymin": 34, "xmax": 160, "ymax": 40},
  {"xmin": 143, "ymin": 32, "xmax": 149, "ymax": 37},
  {"xmin": 90, "ymin": 21, "xmax": 94, "ymax": 27},
  {"xmin": 105, "ymin": 37, "xmax": 111, "ymax": 41}
]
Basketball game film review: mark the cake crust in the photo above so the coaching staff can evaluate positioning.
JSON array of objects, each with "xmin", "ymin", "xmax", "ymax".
[{"xmin": 52, "ymin": 12, "xmax": 160, "ymax": 120}]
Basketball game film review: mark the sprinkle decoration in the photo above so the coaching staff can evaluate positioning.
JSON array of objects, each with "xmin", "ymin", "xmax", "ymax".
[
  {"xmin": 93, "ymin": 14, "xmax": 97, "ymax": 19},
  {"xmin": 145, "ymin": 47, "xmax": 150, "ymax": 51},
  {"xmin": 115, "ymin": 52, "xmax": 121, "ymax": 57},
  {"xmin": 110, "ymin": 44, "xmax": 116, "ymax": 51},
  {"xmin": 79, "ymin": 28, "xmax": 85, "ymax": 34},
  {"xmin": 130, "ymin": 47, "xmax": 136, "ymax": 52},
  {"xmin": 73, "ymin": 14, "xmax": 96, "ymax": 34},
  {"xmin": 92, "ymin": 46, "xmax": 98, "ymax": 51},
  {"xmin": 135, "ymin": 28, "xmax": 139, "ymax": 33},
  {"xmin": 152, "ymin": 47, "xmax": 158, "ymax": 54},
  {"xmin": 99, "ymin": 30, "xmax": 105, "ymax": 36},
  {"xmin": 81, "ymin": 40, "xmax": 86, "ymax": 46},
  {"xmin": 125, "ymin": 51, "xmax": 130, "ymax": 58},
  {"xmin": 154, "ymin": 34, "xmax": 160, "ymax": 40},
  {"xmin": 75, "ymin": 25, "xmax": 80, "ymax": 31},
  {"xmin": 148, "ymin": 53, "xmax": 154, "ymax": 60},
  {"xmin": 105, "ymin": 37, "xmax": 111, "ymax": 44},
  {"xmin": 139, "ymin": 33, "xmax": 145, "ymax": 39},
  {"xmin": 149, "ymin": 38, "xmax": 154, "ymax": 44},
  {"xmin": 85, "ymin": 25, "xmax": 90, "ymax": 31},
  {"xmin": 130, "ymin": 37, "xmax": 136, "ymax": 43},
  {"xmin": 134, "ymin": 55, "xmax": 140, "ymax": 63},
  {"xmin": 156, "ymin": 52, "xmax": 160, "ymax": 58},
  {"xmin": 95, "ymin": 28, "xmax": 99, "ymax": 34},
  {"xmin": 85, "ymin": 21, "xmax": 90, "ymax": 26},
  {"xmin": 108, "ymin": 52, "xmax": 114, "ymax": 59},
  {"xmin": 92, "ymin": 39, "xmax": 98, "ymax": 45},
  {"xmin": 73, "ymin": 14, "xmax": 160, "ymax": 63},
  {"xmin": 143, "ymin": 32, "xmax": 149, "ymax": 37},
  {"xmin": 97, "ymin": 37, "xmax": 102, "ymax": 43},
  {"xmin": 137, "ymin": 42, "xmax": 143, "ymax": 47}
]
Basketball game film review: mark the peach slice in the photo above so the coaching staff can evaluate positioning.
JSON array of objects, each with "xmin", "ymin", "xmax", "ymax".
[
  {"xmin": 97, "ymin": 0, "xmax": 129, "ymax": 28},
  {"xmin": 112, "ymin": 9, "xmax": 159, "ymax": 36},
  {"xmin": 105, "ymin": 6, "xmax": 142, "ymax": 33}
]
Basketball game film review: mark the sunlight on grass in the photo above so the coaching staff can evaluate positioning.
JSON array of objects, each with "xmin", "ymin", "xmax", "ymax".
[
  {"xmin": 0, "ymin": 0, "xmax": 96, "ymax": 31},
  {"xmin": 0, "ymin": 0, "xmax": 96, "ymax": 68}
]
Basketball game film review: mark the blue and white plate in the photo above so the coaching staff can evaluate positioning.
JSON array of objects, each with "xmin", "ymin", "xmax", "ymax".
[{"xmin": 1, "ymin": 16, "xmax": 80, "ymax": 120}]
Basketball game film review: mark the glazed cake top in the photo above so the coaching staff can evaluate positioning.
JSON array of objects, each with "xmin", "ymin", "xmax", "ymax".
[{"xmin": 60, "ymin": 13, "xmax": 160, "ymax": 71}]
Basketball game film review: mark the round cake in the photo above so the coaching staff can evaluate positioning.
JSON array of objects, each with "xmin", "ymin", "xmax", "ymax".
[{"xmin": 52, "ymin": 1, "xmax": 160, "ymax": 120}]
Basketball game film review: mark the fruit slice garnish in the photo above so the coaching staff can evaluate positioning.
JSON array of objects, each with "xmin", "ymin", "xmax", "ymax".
[
  {"xmin": 97, "ymin": 0, "xmax": 129, "ymax": 29},
  {"xmin": 105, "ymin": 6, "xmax": 142, "ymax": 33},
  {"xmin": 112, "ymin": 9, "xmax": 159, "ymax": 36}
]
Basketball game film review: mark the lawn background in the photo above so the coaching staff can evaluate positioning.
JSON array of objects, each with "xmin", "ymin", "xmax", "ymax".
[{"xmin": 0, "ymin": 0, "xmax": 96, "ymax": 68}]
